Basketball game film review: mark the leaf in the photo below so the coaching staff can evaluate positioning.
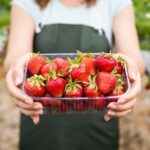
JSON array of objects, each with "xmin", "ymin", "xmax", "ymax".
[{"xmin": 76, "ymin": 50, "xmax": 83, "ymax": 57}]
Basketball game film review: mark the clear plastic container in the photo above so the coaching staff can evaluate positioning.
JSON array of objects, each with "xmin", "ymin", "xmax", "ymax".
[{"xmin": 22, "ymin": 53, "xmax": 131, "ymax": 114}]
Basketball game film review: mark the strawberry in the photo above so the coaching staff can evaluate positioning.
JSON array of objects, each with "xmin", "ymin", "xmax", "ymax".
[
  {"xmin": 96, "ymin": 72, "xmax": 117, "ymax": 95},
  {"xmin": 28, "ymin": 53, "xmax": 46, "ymax": 75},
  {"xmin": 41, "ymin": 62, "xmax": 59, "ymax": 78},
  {"xmin": 24, "ymin": 75, "xmax": 45, "ymax": 97},
  {"xmin": 108, "ymin": 90, "xmax": 124, "ymax": 103},
  {"xmin": 95, "ymin": 53, "xmax": 117, "ymax": 73},
  {"xmin": 46, "ymin": 67, "xmax": 66, "ymax": 97},
  {"xmin": 43, "ymin": 93, "xmax": 62, "ymax": 111},
  {"xmin": 53, "ymin": 58, "xmax": 71, "ymax": 77},
  {"xmin": 77, "ymin": 51, "xmax": 96, "ymax": 75},
  {"xmin": 64, "ymin": 78, "xmax": 83, "ymax": 98},
  {"xmin": 90, "ymin": 97, "xmax": 106, "ymax": 111},
  {"xmin": 72, "ymin": 100, "xmax": 87, "ymax": 111},
  {"xmin": 84, "ymin": 75, "xmax": 99, "ymax": 97},
  {"xmin": 70, "ymin": 64, "xmax": 90, "ymax": 85},
  {"xmin": 116, "ymin": 61, "xmax": 124, "ymax": 74},
  {"xmin": 58, "ymin": 101, "xmax": 68, "ymax": 113},
  {"xmin": 112, "ymin": 56, "xmax": 125, "ymax": 74}
]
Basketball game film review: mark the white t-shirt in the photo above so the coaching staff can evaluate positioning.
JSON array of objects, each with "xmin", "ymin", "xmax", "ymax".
[{"xmin": 12, "ymin": 0, "xmax": 132, "ymax": 46}]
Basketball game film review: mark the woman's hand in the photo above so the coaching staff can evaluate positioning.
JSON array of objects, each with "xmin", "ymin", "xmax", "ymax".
[
  {"xmin": 5, "ymin": 53, "xmax": 43, "ymax": 124},
  {"xmin": 104, "ymin": 54, "xmax": 141, "ymax": 121}
]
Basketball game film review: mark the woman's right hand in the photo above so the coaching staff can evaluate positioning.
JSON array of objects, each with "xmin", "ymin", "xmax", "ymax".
[{"xmin": 5, "ymin": 53, "xmax": 43, "ymax": 124}]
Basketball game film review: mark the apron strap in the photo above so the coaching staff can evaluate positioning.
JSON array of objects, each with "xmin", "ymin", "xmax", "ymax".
[
  {"xmin": 90, "ymin": 4, "xmax": 104, "ymax": 35},
  {"xmin": 37, "ymin": 1, "xmax": 52, "ymax": 33}
]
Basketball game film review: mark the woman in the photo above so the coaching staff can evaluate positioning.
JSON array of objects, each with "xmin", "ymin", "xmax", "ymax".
[{"xmin": 4, "ymin": 0, "xmax": 145, "ymax": 150}]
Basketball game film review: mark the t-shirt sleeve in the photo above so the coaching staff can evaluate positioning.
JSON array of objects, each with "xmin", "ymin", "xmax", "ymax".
[
  {"xmin": 111, "ymin": 0, "xmax": 132, "ymax": 17},
  {"xmin": 11, "ymin": 0, "xmax": 41, "ymax": 23}
]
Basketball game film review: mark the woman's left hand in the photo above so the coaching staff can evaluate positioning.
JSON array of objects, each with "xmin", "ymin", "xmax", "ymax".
[{"xmin": 104, "ymin": 53, "xmax": 141, "ymax": 121}]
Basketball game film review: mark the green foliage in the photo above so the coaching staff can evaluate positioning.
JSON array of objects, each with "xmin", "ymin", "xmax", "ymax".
[
  {"xmin": 0, "ymin": 0, "xmax": 150, "ymax": 50},
  {"xmin": 0, "ymin": 0, "xmax": 11, "ymax": 9},
  {"xmin": 133, "ymin": 0, "xmax": 150, "ymax": 50}
]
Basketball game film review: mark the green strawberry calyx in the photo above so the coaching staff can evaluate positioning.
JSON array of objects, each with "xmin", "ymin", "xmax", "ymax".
[
  {"xmin": 67, "ymin": 57, "xmax": 81, "ymax": 72},
  {"xmin": 112, "ymin": 74, "xmax": 125, "ymax": 94},
  {"xmin": 47, "ymin": 67, "xmax": 57, "ymax": 80},
  {"xmin": 27, "ymin": 75, "xmax": 45, "ymax": 88},
  {"xmin": 87, "ymin": 75, "xmax": 98, "ymax": 90},
  {"xmin": 76, "ymin": 50, "xmax": 93, "ymax": 58},
  {"xmin": 116, "ymin": 55, "xmax": 125, "ymax": 65},
  {"xmin": 101, "ymin": 52, "xmax": 113, "ymax": 58},
  {"xmin": 65, "ymin": 77, "xmax": 82, "ymax": 94}
]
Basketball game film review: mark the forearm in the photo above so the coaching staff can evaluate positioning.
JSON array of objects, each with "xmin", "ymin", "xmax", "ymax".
[
  {"xmin": 4, "ymin": 5, "xmax": 35, "ymax": 73},
  {"xmin": 113, "ymin": 5, "xmax": 145, "ymax": 75}
]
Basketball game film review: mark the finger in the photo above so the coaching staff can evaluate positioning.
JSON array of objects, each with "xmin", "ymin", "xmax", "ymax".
[
  {"xmin": 115, "ymin": 53, "xmax": 138, "ymax": 81},
  {"xmin": 6, "ymin": 68, "xmax": 33, "ymax": 104},
  {"xmin": 106, "ymin": 108, "xmax": 132, "ymax": 118},
  {"xmin": 31, "ymin": 116, "xmax": 40, "ymax": 125},
  {"xmin": 117, "ymin": 73, "xmax": 141, "ymax": 104},
  {"xmin": 19, "ymin": 108, "xmax": 43, "ymax": 117},
  {"xmin": 107, "ymin": 98, "xmax": 136, "ymax": 111},
  {"xmin": 104, "ymin": 114, "xmax": 111, "ymax": 122},
  {"xmin": 15, "ymin": 99, "xmax": 43, "ymax": 110}
]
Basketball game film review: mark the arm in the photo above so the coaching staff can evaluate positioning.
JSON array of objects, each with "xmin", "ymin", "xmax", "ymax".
[
  {"xmin": 4, "ymin": 5, "xmax": 35, "ymax": 71},
  {"xmin": 4, "ymin": 5, "xmax": 43, "ymax": 124},
  {"xmin": 113, "ymin": 4, "xmax": 145, "ymax": 75},
  {"xmin": 104, "ymin": 5, "xmax": 145, "ymax": 121}
]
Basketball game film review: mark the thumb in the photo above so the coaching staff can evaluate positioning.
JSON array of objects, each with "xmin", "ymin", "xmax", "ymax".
[
  {"xmin": 32, "ymin": 115, "xmax": 40, "ymax": 125},
  {"xmin": 13, "ymin": 53, "xmax": 32, "ymax": 86},
  {"xmin": 14, "ymin": 69, "xmax": 24, "ymax": 86},
  {"xmin": 116, "ymin": 53, "xmax": 138, "ymax": 82}
]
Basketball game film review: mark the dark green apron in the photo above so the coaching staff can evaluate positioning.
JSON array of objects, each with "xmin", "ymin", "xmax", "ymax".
[{"xmin": 20, "ymin": 24, "xmax": 119, "ymax": 150}]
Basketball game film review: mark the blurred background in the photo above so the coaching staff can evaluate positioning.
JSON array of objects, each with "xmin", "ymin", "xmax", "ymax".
[{"xmin": 0, "ymin": 0, "xmax": 150, "ymax": 150}]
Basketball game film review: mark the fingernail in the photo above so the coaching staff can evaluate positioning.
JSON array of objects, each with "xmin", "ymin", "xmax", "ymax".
[
  {"xmin": 130, "ymin": 72, "xmax": 137, "ymax": 80},
  {"xmin": 108, "ymin": 103, "xmax": 117, "ymax": 109},
  {"xmin": 108, "ymin": 111, "xmax": 115, "ymax": 116},
  {"xmin": 36, "ymin": 110, "xmax": 43, "ymax": 115},
  {"xmin": 15, "ymin": 77, "xmax": 21, "ymax": 85},
  {"xmin": 104, "ymin": 115, "xmax": 111, "ymax": 122},
  {"xmin": 34, "ymin": 104, "xmax": 43, "ymax": 109},
  {"xmin": 25, "ymin": 99, "xmax": 33, "ymax": 105},
  {"xmin": 33, "ymin": 116, "xmax": 39, "ymax": 125}
]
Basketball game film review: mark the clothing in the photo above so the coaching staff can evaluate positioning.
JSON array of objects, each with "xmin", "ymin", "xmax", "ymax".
[{"xmin": 12, "ymin": 0, "xmax": 132, "ymax": 46}]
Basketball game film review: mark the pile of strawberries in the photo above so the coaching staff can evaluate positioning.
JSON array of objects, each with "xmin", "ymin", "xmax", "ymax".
[{"xmin": 23, "ymin": 51, "xmax": 126, "ymax": 113}]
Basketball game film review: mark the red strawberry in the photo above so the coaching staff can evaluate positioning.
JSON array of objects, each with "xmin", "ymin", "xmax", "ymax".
[
  {"xmin": 58, "ymin": 102, "xmax": 68, "ymax": 113},
  {"xmin": 43, "ymin": 93, "xmax": 52, "ymax": 107},
  {"xmin": 108, "ymin": 90, "xmax": 124, "ymax": 103},
  {"xmin": 28, "ymin": 54, "xmax": 46, "ymax": 75},
  {"xmin": 84, "ymin": 75, "xmax": 99, "ymax": 97},
  {"xmin": 64, "ymin": 78, "xmax": 83, "ymax": 98},
  {"xmin": 24, "ymin": 75, "xmax": 45, "ymax": 97},
  {"xmin": 72, "ymin": 100, "xmax": 87, "ymax": 111},
  {"xmin": 95, "ymin": 53, "xmax": 117, "ymax": 73},
  {"xmin": 77, "ymin": 51, "xmax": 96, "ymax": 75},
  {"xmin": 90, "ymin": 97, "xmax": 106, "ymax": 111},
  {"xmin": 53, "ymin": 58, "xmax": 71, "ymax": 77},
  {"xmin": 70, "ymin": 64, "xmax": 90, "ymax": 85},
  {"xmin": 116, "ymin": 61, "xmax": 124, "ymax": 74},
  {"xmin": 41, "ymin": 62, "xmax": 59, "ymax": 78},
  {"xmin": 96, "ymin": 72, "xmax": 117, "ymax": 94},
  {"xmin": 46, "ymin": 68, "xmax": 66, "ymax": 97},
  {"xmin": 108, "ymin": 74, "xmax": 125, "ymax": 103}
]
